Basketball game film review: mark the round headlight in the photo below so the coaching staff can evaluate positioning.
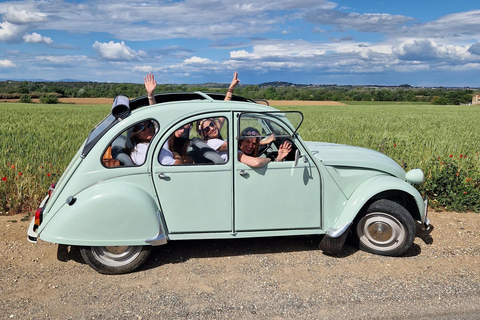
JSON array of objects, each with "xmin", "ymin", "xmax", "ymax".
[{"xmin": 405, "ymin": 168, "xmax": 424, "ymax": 184}]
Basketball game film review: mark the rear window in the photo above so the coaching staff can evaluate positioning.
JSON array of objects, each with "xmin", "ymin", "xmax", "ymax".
[{"xmin": 82, "ymin": 114, "xmax": 117, "ymax": 157}]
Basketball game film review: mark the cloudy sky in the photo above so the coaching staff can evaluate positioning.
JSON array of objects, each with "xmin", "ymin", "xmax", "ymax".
[{"xmin": 1, "ymin": 0, "xmax": 480, "ymax": 86}]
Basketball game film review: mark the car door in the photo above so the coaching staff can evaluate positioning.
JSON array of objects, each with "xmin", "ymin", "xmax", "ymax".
[
  {"xmin": 152, "ymin": 113, "xmax": 233, "ymax": 234},
  {"xmin": 234, "ymin": 112, "xmax": 322, "ymax": 232}
]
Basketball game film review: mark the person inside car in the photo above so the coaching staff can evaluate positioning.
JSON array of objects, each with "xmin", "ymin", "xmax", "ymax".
[
  {"xmin": 159, "ymin": 124, "xmax": 194, "ymax": 165},
  {"xmin": 130, "ymin": 120, "xmax": 156, "ymax": 165},
  {"xmin": 237, "ymin": 127, "xmax": 292, "ymax": 167}
]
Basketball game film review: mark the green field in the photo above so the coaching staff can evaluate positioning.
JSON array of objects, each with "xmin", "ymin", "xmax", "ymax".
[{"xmin": 1, "ymin": 101, "xmax": 479, "ymax": 214}]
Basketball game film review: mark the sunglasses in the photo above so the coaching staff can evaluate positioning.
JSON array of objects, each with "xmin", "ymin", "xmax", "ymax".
[
  {"xmin": 135, "ymin": 122, "xmax": 154, "ymax": 133},
  {"xmin": 202, "ymin": 121, "xmax": 216, "ymax": 134}
]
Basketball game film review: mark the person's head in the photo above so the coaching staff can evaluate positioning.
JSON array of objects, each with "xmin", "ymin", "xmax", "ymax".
[
  {"xmin": 239, "ymin": 127, "xmax": 260, "ymax": 156},
  {"xmin": 169, "ymin": 123, "xmax": 192, "ymax": 156},
  {"xmin": 197, "ymin": 118, "xmax": 219, "ymax": 140},
  {"xmin": 131, "ymin": 120, "xmax": 155, "ymax": 144},
  {"xmin": 174, "ymin": 123, "xmax": 192, "ymax": 139}
]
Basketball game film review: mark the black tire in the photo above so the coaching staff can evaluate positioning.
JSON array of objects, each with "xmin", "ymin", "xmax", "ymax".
[
  {"xmin": 353, "ymin": 199, "xmax": 415, "ymax": 256},
  {"xmin": 80, "ymin": 246, "xmax": 152, "ymax": 275}
]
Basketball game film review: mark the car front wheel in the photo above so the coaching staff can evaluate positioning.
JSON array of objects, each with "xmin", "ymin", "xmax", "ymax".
[
  {"xmin": 353, "ymin": 199, "xmax": 415, "ymax": 256},
  {"xmin": 80, "ymin": 245, "xmax": 152, "ymax": 274}
]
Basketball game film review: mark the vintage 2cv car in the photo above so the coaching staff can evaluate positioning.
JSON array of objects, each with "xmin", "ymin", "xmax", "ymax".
[{"xmin": 28, "ymin": 92, "xmax": 430, "ymax": 274}]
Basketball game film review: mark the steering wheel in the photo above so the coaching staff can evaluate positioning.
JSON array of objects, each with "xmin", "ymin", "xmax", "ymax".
[{"xmin": 257, "ymin": 141, "xmax": 273, "ymax": 156}]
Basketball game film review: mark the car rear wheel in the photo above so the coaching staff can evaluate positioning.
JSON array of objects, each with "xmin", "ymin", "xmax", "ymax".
[
  {"xmin": 80, "ymin": 245, "xmax": 152, "ymax": 274},
  {"xmin": 353, "ymin": 199, "xmax": 415, "ymax": 256}
]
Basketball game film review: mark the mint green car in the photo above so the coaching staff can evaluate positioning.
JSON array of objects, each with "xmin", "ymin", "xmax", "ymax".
[{"xmin": 28, "ymin": 92, "xmax": 430, "ymax": 274}]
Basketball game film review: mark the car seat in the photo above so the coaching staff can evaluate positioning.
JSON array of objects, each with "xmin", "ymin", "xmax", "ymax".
[{"xmin": 111, "ymin": 133, "xmax": 135, "ymax": 166}]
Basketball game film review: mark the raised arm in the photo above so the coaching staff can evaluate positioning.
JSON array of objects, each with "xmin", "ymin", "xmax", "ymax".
[
  {"xmin": 144, "ymin": 73, "xmax": 157, "ymax": 105},
  {"xmin": 224, "ymin": 71, "xmax": 240, "ymax": 101}
]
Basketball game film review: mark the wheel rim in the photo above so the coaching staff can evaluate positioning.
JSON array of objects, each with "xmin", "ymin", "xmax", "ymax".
[
  {"xmin": 91, "ymin": 246, "xmax": 143, "ymax": 267},
  {"xmin": 357, "ymin": 213, "xmax": 406, "ymax": 252}
]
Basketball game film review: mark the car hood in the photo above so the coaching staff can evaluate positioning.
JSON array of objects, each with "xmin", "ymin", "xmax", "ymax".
[{"xmin": 304, "ymin": 141, "xmax": 405, "ymax": 179}]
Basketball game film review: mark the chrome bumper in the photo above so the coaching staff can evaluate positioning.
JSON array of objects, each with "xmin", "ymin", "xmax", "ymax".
[
  {"xmin": 27, "ymin": 216, "xmax": 38, "ymax": 243},
  {"xmin": 422, "ymin": 197, "xmax": 431, "ymax": 230}
]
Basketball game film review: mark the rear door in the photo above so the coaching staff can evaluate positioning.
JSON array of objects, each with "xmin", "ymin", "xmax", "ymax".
[{"xmin": 152, "ymin": 113, "xmax": 233, "ymax": 234}]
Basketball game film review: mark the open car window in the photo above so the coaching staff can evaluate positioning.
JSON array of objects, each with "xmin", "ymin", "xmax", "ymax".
[
  {"xmin": 238, "ymin": 111, "xmax": 303, "ymax": 140},
  {"xmin": 159, "ymin": 116, "xmax": 229, "ymax": 166}
]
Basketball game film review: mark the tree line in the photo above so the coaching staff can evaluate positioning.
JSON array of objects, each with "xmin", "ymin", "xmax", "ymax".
[{"xmin": 0, "ymin": 80, "xmax": 478, "ymax": 105}]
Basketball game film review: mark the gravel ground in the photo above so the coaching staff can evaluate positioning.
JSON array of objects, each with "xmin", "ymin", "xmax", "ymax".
[{"xmin": 1, "ymin": 210, "xmax": 479, "ymax": 319}]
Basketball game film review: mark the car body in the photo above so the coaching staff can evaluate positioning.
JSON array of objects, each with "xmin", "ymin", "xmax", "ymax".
[{"xmin": 28, "ymin": 92, "xmax": 430, "ymax": 274}]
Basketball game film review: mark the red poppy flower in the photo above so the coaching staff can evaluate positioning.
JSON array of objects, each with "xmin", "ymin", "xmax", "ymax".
[
  {"xmin": 1, "ymin": 177, "xmax": 7, "ymax": 182},
  {"xmin": 460, "ymin": 154, "xmax": 463, "ymax": 158},
  {"xmin": 47, "ymin": 173, "xmax": 51, "ymax": 177},
  {"xmin": 449, "ymin": 154, "xmax": 453, "ymax": 158},
  {"xmin": 393, "ymin": 143, "xmax": 397, "ymax": 147},
  {"xmin": 11, "ymin": 165, "xmax": 15, "ymax": 169},
  {"xmin": 18, "ymin": 172, "xmax": 22, "ymax": 176},
  {"xmin": 464, "ymin": 191, "xmax": 468, "ymax": 194}
]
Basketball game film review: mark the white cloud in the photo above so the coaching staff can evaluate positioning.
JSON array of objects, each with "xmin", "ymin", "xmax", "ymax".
[
  {"xmin": 3, "ymin": 5, "xmax": 48, "ymax": 24},
  {"xmin": 393, "ymin": 39, "xmax": 466, "ymax": 61},
  {"xmin": 0, "ymin": 59, "xmax": 15, "ymax": 68},
  {"xmin": 305, "ymin": 9, "xmax": 414, "ymax": 33},
  {"xmin": 23, "ymin": 32, "xmax": 53, "ymax": 44},
  {"xmin": 0, "ymin": 21, "xmax": 27, "ymax": 42},
  {"xmin": 184, "ymin": 56, "xmax": 213, "ymax": 64},
  {"xmin": 92, "ymin": 41, "xmax": 145, "ymax": 61}
]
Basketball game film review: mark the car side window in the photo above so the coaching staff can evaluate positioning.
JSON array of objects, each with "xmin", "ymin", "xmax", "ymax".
[
  {"xmin": 238, "ymin": 114, "xmax": 297, "ymax": 162},
  {"xmin": 102, "ymin": 119, "xmax": 159, "ymax": 167},
  {"xmin": 159, "ymin": 117, "xmax": 229, "ymax": 166}
]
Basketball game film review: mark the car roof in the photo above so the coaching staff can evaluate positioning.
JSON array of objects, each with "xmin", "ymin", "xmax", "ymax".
[{"xmin": 128, "ymin": 92, "xmax": 279, "ymax": 117}]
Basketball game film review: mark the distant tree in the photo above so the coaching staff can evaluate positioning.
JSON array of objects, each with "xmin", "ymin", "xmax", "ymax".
[
  {"xmin": 19, "ymin": 94, "xmax": 31, "ymax": 103},
  {"xmin": 39, "ymin": 95, "xmax": 59, "ymax": 104}
]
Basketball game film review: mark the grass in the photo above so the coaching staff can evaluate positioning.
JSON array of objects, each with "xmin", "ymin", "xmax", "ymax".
[{"xmin": 1, "ymin": 101, "xmax": 479, "ymax": 214}]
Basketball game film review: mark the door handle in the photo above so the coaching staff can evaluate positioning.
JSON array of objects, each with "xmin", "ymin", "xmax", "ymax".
[
  {"xmin": 239, "ymin": 170, "xmax": 248, "ymax": 176},
  {"xmin": 158, "ymin": 173, "xmax": 169, "ymax": 179}
]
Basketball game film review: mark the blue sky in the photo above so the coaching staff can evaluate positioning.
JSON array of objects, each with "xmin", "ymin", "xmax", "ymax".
[{"xmin": 1, "ymin": 0, "xmax": 480, "ymax": 86}]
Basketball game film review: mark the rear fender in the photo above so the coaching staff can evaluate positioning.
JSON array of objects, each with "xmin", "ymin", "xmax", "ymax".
[
  {"xmin": 326, "ymin": 175, "xmax": 425, "ymax": 234},
  {"xmin": 38, "ymin": 181, "xmax": 164, "ymax": 246}
]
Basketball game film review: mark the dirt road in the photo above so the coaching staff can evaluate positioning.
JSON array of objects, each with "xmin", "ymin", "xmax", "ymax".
[{"xmin": 1, "ymin": 211, "xmax": 479, "ymax": 319}]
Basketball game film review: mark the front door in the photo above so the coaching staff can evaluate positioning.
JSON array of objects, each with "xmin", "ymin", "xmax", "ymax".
[{"xmin": 234, "ymin": 113, "xmax": 322, "ymax": 232}]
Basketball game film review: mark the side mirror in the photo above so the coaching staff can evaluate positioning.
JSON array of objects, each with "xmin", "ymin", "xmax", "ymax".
[{"xmin": 111, "ymin": 95, "xmax": 130, "ymax": 120}]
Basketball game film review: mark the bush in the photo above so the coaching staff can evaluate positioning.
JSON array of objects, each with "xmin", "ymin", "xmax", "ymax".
[
  {"xmin": 39, "ymin": 95, "xmax": 59, "ymax": 104},
  {"xmin": 19, "ymin": 94, "xmax": 32, "ymax": 103},
  {"xmin": 419, "ymin": 155, "xmax": 480, "ymax": 212}
]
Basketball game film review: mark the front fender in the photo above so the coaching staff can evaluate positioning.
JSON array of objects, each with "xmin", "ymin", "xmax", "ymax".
[
  {"xmin": 326, "ymin": 175, "xmax": 425, "ymax": 233},
  {"xmin": 38, "ymin": 181, "xmax": 163, "ymax": 246}
]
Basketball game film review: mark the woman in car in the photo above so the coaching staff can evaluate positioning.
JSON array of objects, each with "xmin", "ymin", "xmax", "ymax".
[
  {"xmin": 129, "ymin": 120, "xmax": 156, "ymax": 165},
  {"xmin": 159, "ymin": 124, "xmax": 193, "ymax": 165},
  {"xmin": 237, "ymin": 127, "xmax": 292, "ymax": 168}
]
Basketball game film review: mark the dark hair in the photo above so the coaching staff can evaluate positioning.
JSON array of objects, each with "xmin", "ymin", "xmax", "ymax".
[
  {"xmin": 131, "ymin": 121, "xmax": 154, "ymax": 145},
  {"xmin": 168, "ymin": 132, "xmax": 190, "ymax": 157},
  {"xmin": 239, "ymin": 127, "xmax": 260, "ymax": 156}
]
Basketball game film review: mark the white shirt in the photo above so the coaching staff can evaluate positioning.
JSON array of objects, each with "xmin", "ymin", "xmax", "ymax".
[
  {"xmin": 206, "ymin": 138, "xmax": 228, "ymax": 162},
  {"xmin": 130, "ymin": 142, "xmax": 149, "ymax": 165},
  {"xmin": 159, "ymin": 141, "xmax": 176, "ymax": 165}
]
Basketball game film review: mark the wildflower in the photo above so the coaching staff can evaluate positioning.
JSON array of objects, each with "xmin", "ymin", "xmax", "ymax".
[
  {"xmin": 18, "ymin": 172, "xmax": 22, "ymax": 176},
  {"xmin": 460, "ymin": 154, "xmax": 463, "ymax": 158},
  {"xmin": 464, "ymin": 155, "xmax": 467, "ymax": 159},
  {"xmin": 449, "ymin": 154, "xmax": 453, "ymax": 158},
  {"xmin": 394, "ymin": 143, "xmax": 397, "ymax": 147},
  {"xmin": 464, "ymin": 191, "xmax": 467, "ymax": 194},
  {"xmin": 11, "ymin": 165, "xmax": 15, "ymax": 169},
  {"xmin": 456, "ymin": 172, "xmax": 459, "ymax": 176},
  {"xmin": 1, "ymin": 177, "xmax": 7, "ymax": 182},
  {"xmin": 47, "ymin": 173, "xmax": 51, "ymax": 177}
]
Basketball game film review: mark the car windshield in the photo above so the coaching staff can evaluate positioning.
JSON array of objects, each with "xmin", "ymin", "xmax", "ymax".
[{"xmin": 82, "ymin": 114, "xmax": 117, "ymax": 157}]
